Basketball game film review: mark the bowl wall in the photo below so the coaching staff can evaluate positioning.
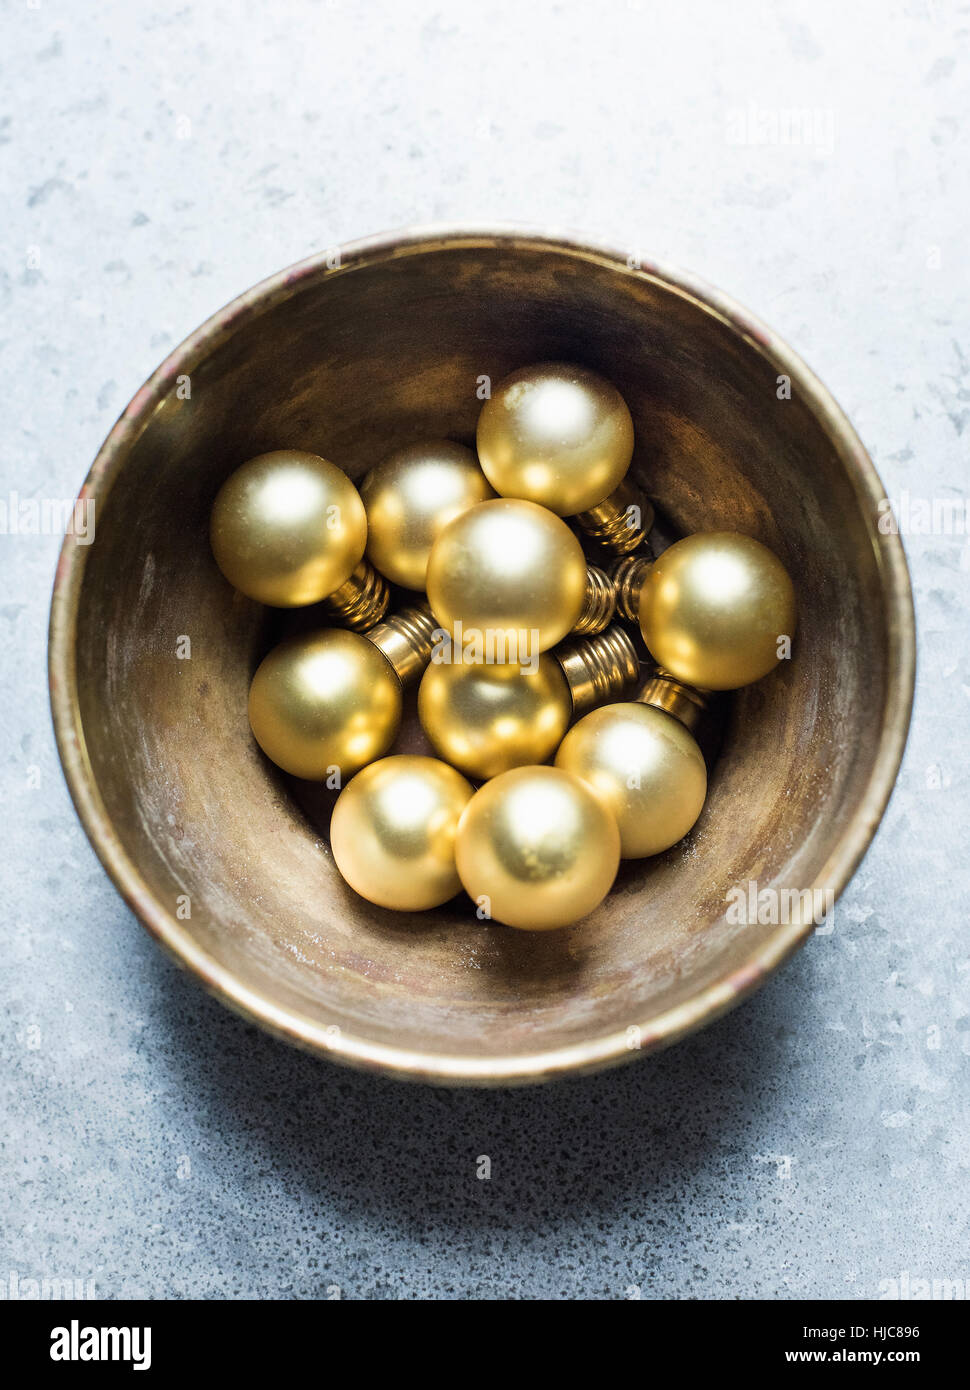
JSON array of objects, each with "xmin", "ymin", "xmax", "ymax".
[{"xmin": 50, "ymin": 229, "xmax": 915, "ymax": 1083}]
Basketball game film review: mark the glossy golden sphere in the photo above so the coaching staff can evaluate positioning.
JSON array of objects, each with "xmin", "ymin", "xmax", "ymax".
[
  {"xmin": 455, "ymin": 766, "xmax": 620, "ymax": 931},
  {"xmin": 330, "ymin": 755, "xmax": 474, "ymax": 911},
  {"xmin": 426, "ymin": 498, "xmax": 587, "ymax": 654},
  {"xmin": 639, "ymin": 532, "xmax": 797, "ymax": 690},
  {"xmin": 361, "ymin": 440, "xmax": 495, "ymax": 590},
  {"xmin": 418, "ymin": 655, "xmax": 572, "ymax": 781},
  {"xmin": 248, "ymin": 629, "xmax": 401, "ymax": 781},
  {"xmin": 210, "ymin": 450, "xmax": 367, "ymax": 607},
  {"xmin": 555, "ymin": 703, "xmax": 707, "ymax": 858},
  {"xmin": 476, "ymin": 362, "xmax": 634, "ymax": 516}
]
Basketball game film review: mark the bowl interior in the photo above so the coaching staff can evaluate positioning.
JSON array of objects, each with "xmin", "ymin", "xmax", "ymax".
[{"xmin": 62, "ymin": 237, "xmax": 909, "ymax": 1080}]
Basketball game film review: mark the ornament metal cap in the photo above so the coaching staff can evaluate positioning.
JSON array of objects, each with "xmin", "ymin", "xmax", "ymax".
[
  {"xmin": 367, "ymin": 598, "xmax": 437, "ymax": 684},
  {"xmin": 572, "ymin": 564, "xmax": 618, "ymax": 636},
  {"xmin": 323, "ymin": 558, "xmax": 391, "ymax": 631},
  {"xmin": 611, "ymin": 552, "xmax": 653, "ymax": 623},
  {"xmin": 555, "ymin": 623, "xmax": 640, "ymax": 716},
  {"xmin": 576, "ymin": 479, "xmax": 654, "ymax": 554},
  {"xmin": 636, "ymin": 668, "xmax": 710, "ymax": 733}
]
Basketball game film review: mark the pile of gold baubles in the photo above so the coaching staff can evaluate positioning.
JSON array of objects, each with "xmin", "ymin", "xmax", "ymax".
[{"xmin": 211, "ymin": 362, "xmax": 797, "ymax": 932}]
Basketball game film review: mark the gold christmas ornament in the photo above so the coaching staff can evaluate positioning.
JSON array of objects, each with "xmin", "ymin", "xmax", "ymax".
[
  {"xmin": 477, "ymin": 362, "xmax": 634, "ymax": 516},
  {"xmin": 361, "ymin": 439, "xmax": 496, "ymax": 590},
  {"xmin": 455, "ymin": 765, "xmax": 621, "ymax": 931},
  {"xmin": 419, "ymin": 655, "xmax": 570, "ymax": 782},
  {"xmin": 476, "ymin": 361, "xmax": 652, "ymax": 552},
  {"xmin": 418, "ymin": 624, "xmax": 638, "ymax": 781},
  {"xmin": 211, "ymin": 450, "xmax": 363, "ymax": 606},
  {"xmin": 426, "ymin": 498, "xmax": 613, "ymax": 654},
  {"xmin": 615, "ymin": 533, "xmax": 797, "ymax": 690},
  {"xmin": 330, "ymin": 755, "xmax": 474, "ymax": 911},
  {"xmin": 555, "ymin": 699, "xmax": 707, "ymax": 859},
  {"xmin": 211, "ymin": 450, "xmax": 389, "ymax": 626},
  {"xmin": 248, "ymin": 601, "xmax": 436, "ymax": 780}
]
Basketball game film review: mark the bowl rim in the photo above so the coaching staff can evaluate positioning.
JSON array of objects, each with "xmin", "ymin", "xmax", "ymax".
[{"xmin": 48, "ymin": 223, "xmax": 916, "ymax": 1086}]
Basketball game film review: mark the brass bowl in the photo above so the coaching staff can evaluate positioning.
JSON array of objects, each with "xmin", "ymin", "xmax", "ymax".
[{"xmin": 48, "ymin": 226, "xmax": 915, "ymax": 1085}]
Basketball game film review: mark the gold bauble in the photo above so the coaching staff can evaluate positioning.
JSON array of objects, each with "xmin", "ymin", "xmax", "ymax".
[
  {"xmin": 639, "ymin": 532, "xmax": 797, "ymax": 690},
  {"xmin": 476, "ymin": 362, "xmax": 634, "ymax": 516},
  {"xmin": 426, "ymin": 498, "xmax": 587, "ymax": 654},
  {"xmin": 555, "ymin": 703, "xmax": 707, "ymax": 858},
  {"xmin": 455, "ymin": 766, "xmax": 620, "ymax": 931},
  {"xmin": 418, "ymin": 655, "xmax": 572, "ymax": 781},
  {"xmin": 211, "ymin": 450, "xmax": 367, "ymax": 607},
  {"xmin": 330, "ymin": 755, "xmax": 474, "ymax": 911},
  {"xmin": 248, "ymin": 629, "xmax": 401, "ymax": 780},
  {"xmin": 361, "ymin": 440, "xmax": 495, "ymax": 590}
]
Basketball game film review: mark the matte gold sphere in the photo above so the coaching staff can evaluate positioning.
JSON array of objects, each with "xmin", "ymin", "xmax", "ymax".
[
  {"xmin": 426, "ymin": 498, "xmax": 587, "ymax": 654},
  {"xmin": 476, "ymin": 362, "xmax": 635, "ymax": 516},
  {"xmin": 361, "ymin": 440, "xmax": 495, "ymax": 590},
  {"xmin": 418, "ymin": 654, "xmax": 572, "ymax": 781},
  {"xmin": 330, "ymin": 755, "xmax": 474, "ymax": 911},
  {"xmin": 211, "ymin": 450, "xmax": 367, "ymax": 607},
  {"xmin": 639, "ymin": 532, "xmax": 797, "ymax": 690},
  {"xmin": 555, "ymin": 703, "xmax": 707, "ymax": 858},
  {"xmin": 455, "ymin": 766, "xmax": 620, "ymax": 931},
  {"xmin": 248, "ymin": 629, "xmax": 401, "ymax": 781}
]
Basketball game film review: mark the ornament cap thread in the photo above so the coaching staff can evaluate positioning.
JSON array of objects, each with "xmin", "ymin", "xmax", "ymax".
[
  {"xmin": 572, "ymin": 565, "xmax": 617, "ymax": 636},
  {"xmin": 576, "ymin": 478, "xmax": 654, "ymax": 554},
  {"xmin": 324, "ymin": 559, "xmax": 390, "ymax": 631},
  {"xmin": 636, "ymin": 668, "xmax": 710, "ymax": 732},
  {"xmin": 611, "ymin": 553, "xmax": 653, "ymax": 623},
  {"xmin": 368, "ymin": 599, "xmax": 436, "ymax": 684},
  {"xmin": 556, "ymin": 623, "xmax": 640, "ymax": 716}
]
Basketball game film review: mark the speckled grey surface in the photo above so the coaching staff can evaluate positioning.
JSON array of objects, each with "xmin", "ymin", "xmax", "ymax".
[{"xmin": 2, "ymin": 1, "xmax": 968, "ymax": 1301}]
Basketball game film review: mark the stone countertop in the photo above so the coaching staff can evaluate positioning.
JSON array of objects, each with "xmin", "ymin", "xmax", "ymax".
[{"xmin": 1, "ymin": 0, "xmax": 967, "ymax": 1299}]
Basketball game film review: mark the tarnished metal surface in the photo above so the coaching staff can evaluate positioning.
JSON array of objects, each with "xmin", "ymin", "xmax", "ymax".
[{"xmin": 48, "ymin": 226, "xmax": 915, "ymax": 1085}]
